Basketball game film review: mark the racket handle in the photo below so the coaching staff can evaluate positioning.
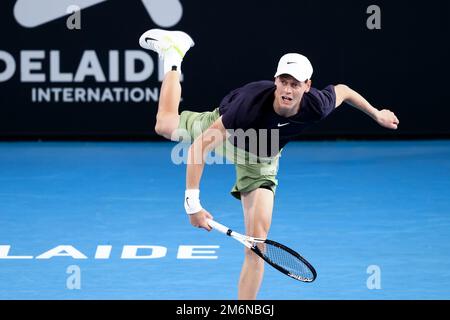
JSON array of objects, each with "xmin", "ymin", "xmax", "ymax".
[{"xmin": 206, "ymin": 219, "xmax": 231, "ymax": 235}]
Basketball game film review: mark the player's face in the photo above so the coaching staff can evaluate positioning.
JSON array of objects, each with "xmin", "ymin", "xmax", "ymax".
[{"xmin": 274, "ymin": 75, "xmax": 311, "ymax": 117}]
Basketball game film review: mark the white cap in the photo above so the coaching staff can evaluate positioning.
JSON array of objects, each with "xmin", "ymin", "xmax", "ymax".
[{"xmin": 274, "ymin": 53, "xmax": 313, "ymax": 82}]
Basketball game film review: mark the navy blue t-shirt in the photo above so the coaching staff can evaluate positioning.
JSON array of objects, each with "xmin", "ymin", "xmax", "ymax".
[{"xmin": 218, "ymin": 80, "xmax": 336, "ymax": 157}]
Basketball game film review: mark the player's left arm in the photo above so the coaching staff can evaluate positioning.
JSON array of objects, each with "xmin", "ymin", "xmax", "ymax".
[{"xmin": 334, "ymin": 84, "xmax": 399, "ymax": 130}]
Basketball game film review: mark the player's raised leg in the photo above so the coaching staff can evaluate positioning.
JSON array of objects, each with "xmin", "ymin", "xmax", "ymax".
[
  {"xmin": 156, "ymin": 71, "xmax": 182, "ymax": 140},
  {"xmin": 238, "ymin": 188, "xmax": 274, "ymax": 300},
  {"xmin": 139, "ymin": 29, "xmax": 194, "ymax": 140}
]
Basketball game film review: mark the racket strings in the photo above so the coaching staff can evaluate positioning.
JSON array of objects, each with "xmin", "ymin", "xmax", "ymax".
[{"xmin": 254, "ymin": 242, "xmax": 315, "ymax": 281}]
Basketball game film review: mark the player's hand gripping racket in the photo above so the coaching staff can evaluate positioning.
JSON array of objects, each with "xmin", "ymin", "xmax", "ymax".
[{"xmin": 207, "ymin": 219, "xmax": 317, "ymax": 282}]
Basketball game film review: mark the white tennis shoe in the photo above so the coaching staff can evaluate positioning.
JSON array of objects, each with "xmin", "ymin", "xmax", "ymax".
[{"xmin": 139, "ymin": 28, "xmax": 195, "ymax": 59}]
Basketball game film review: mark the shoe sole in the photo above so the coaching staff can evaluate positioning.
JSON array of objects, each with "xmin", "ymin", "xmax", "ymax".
[{"xmin": 139, "ymin": 28, "xmax": 194, "ymax": 51}]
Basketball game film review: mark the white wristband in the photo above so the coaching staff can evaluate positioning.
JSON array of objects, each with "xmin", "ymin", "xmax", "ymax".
[{"xmin": 184, "ymin": 189, "xmax": 202, "ymax": 215}]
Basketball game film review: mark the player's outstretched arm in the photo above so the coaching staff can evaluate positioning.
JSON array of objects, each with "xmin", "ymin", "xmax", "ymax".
[
  {"xmin": 185, "ymin": 116, "xmax": 228, "ymax": 231},
  {"xmin": 334, "ymin": 84, "xmax": 399, "ymax": 130}
]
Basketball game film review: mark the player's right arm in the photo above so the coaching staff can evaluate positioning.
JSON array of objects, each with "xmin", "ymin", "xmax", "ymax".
[{"xmin": 185, "ymin": 116, "xmax": 228, "ymax": 231}]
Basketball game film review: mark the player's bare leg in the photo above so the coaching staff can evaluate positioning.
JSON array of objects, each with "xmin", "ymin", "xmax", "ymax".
[
  {"xmin": 238, "ymin": 188, "xmax": 274, "ymax": 300},
  {"xmin": 139, "ymin": 29, "xmax": 194, "ymax": 141},
  {"xmin": 155, "ymin": 71, "xmax": 182, "ymax": 140}
]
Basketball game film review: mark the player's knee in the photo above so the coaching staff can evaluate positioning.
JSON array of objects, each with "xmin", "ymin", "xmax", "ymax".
[
  {"xmin": 258, "ymin": 226, "xmax": 270, "ymax": 238},
  {"xmin": 154, "ymin": 120, "xmax": 175, "ymax": 140},
  {"xmin": 154, "ymin": 122, "xmax": 170, "ymax": 139},
  {"xmin": 248, "ymin": 223, "xmax": 270, "ymax": 240},
  {"xmin": 155, "ymin": 114, "xmax": 180, "ymax": 140}
]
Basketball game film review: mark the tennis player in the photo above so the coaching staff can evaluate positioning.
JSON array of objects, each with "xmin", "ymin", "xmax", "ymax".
[{"xmin": 139, "ymin": 29, "xmax": 399, "ymax": 299}]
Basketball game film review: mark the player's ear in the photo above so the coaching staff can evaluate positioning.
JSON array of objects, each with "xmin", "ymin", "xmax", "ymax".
[{"xmin": 304, "ymin": 79, "xmax": 312, "ymax": 92}]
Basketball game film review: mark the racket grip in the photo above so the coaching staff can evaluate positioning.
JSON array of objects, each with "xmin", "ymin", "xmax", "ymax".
[{"xmin": 206, "ymin": 219, "xmax": 230, "ymax": 235}]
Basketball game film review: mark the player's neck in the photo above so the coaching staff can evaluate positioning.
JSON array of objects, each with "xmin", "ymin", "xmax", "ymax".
[{"xmin": 273, "ymin": 100, "xmax": 301, "ymax": 118}]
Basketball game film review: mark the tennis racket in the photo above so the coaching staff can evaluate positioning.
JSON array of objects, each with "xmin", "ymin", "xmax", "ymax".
[{"xmin": 207, "ymin": 219, "xmax": 317, "ymax": 283}]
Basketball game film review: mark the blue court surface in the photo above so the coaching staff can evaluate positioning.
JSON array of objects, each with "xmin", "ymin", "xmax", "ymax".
[{"xmin": 1, "ymin": 140, "xmax": 449, "ymax": 300}]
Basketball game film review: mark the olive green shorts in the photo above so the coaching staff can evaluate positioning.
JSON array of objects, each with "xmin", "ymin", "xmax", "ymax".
[{"xmin": 177, "ymin": 108, "xmax": 281, "ymax": 200}]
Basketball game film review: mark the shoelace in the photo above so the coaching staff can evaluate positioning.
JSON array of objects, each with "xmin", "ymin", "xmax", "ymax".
[{"xmin": 146, "ymin": 36, "xmax": 186, "ymax": 59}]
